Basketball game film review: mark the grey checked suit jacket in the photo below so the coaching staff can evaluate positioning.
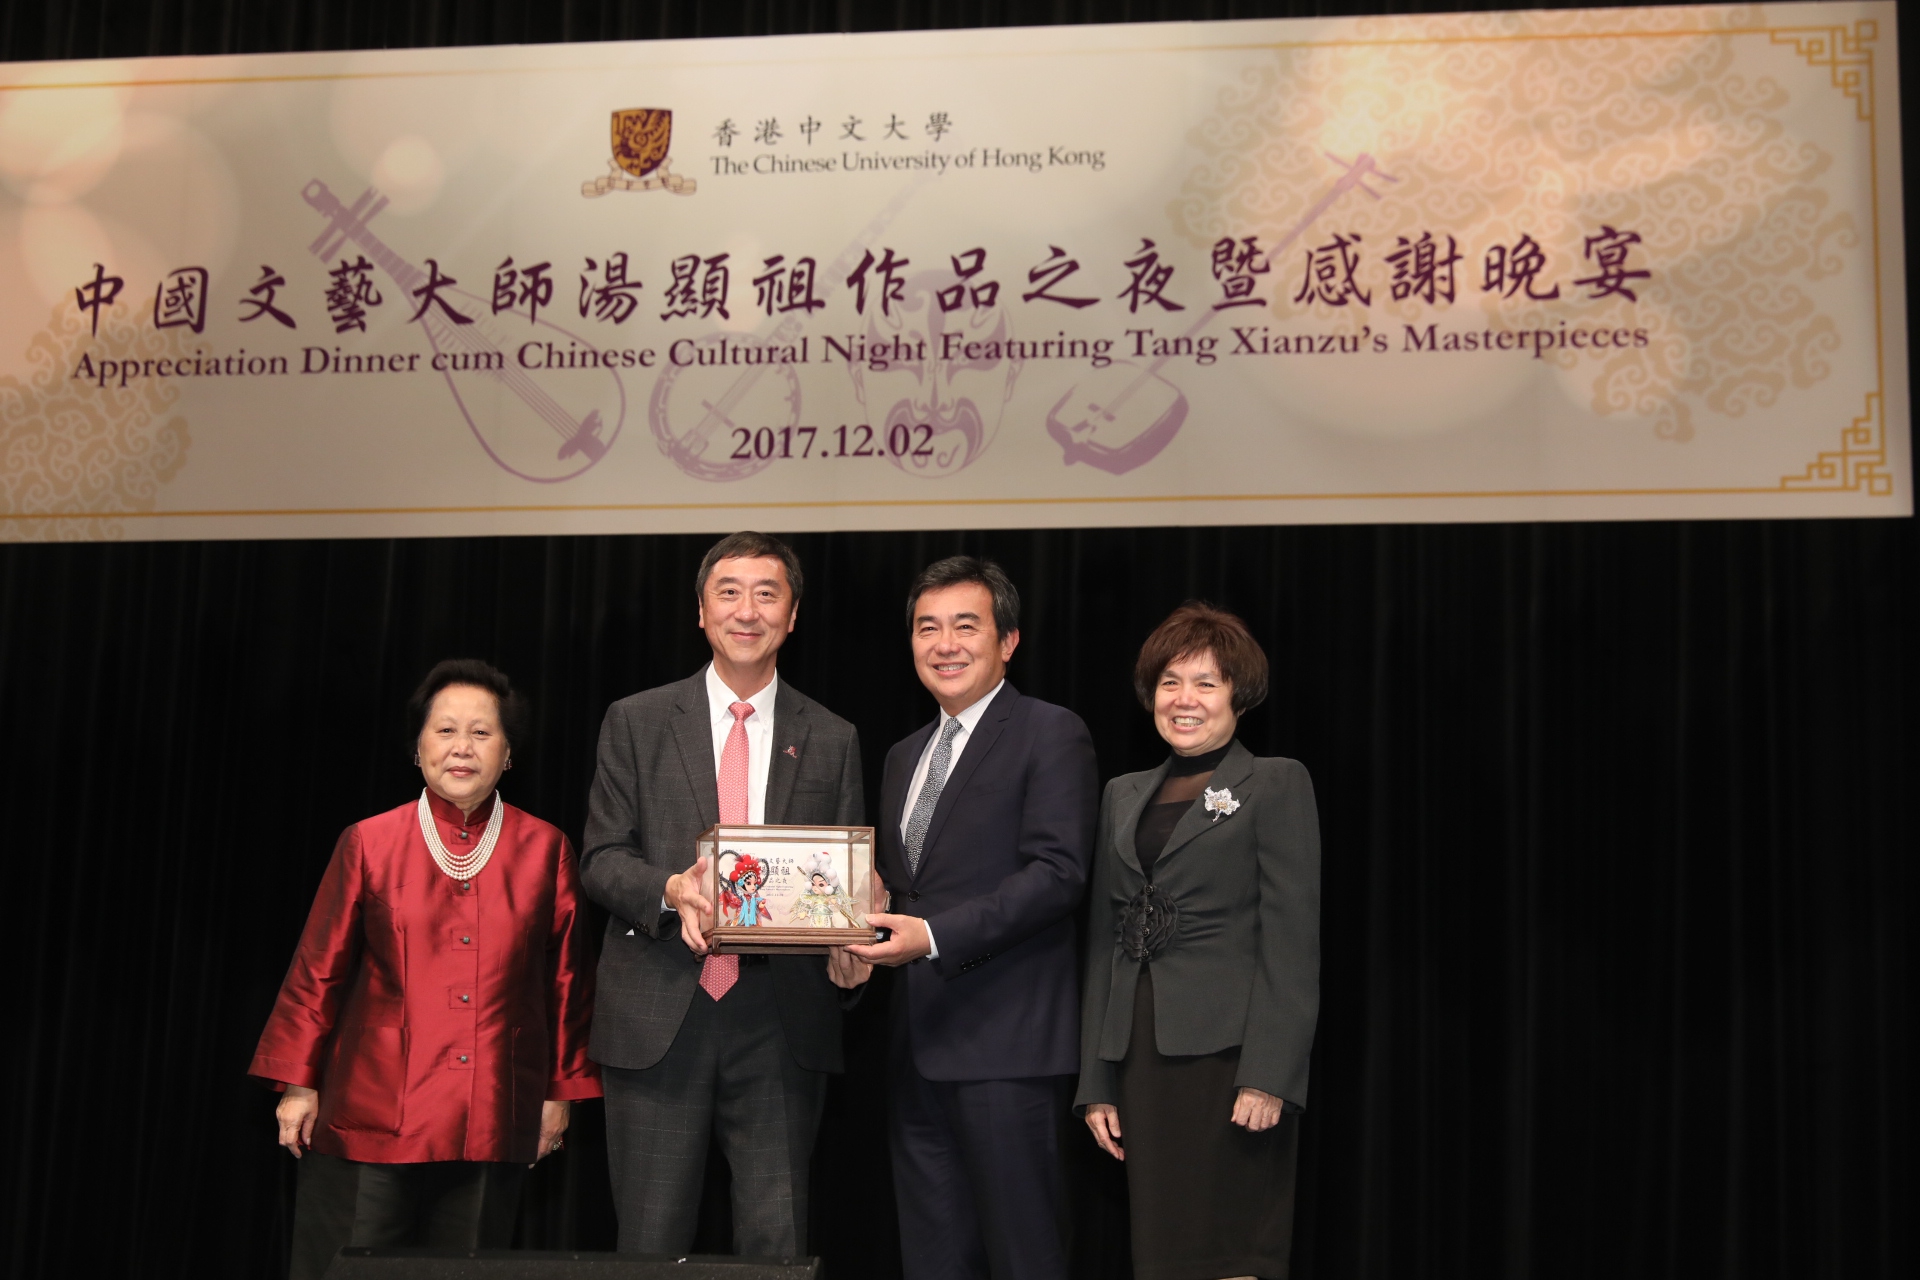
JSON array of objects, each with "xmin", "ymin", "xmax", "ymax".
[
  {"xmin": 580, "ymin": 671, "xmax": 864, "ymax": 1073},
  {"xmin": 1075, "ymin": 740, "xmax": 1320, "ymax": 1110}
]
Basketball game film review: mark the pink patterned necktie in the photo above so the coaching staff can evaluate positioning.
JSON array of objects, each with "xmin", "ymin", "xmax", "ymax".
[{"xmin": 700, "ymin": 700, "xmax": 754, "ymax": 1001}]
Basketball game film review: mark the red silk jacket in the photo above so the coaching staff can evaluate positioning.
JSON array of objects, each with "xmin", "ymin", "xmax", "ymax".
[{"xmin": 250, "ymin": 791, "xmax": 601, "ymax": 1163}]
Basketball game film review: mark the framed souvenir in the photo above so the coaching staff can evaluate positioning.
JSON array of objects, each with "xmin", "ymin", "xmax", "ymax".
[{"xmin": 697, "ymin": 824, "xmax": 883, "ymax": 953}]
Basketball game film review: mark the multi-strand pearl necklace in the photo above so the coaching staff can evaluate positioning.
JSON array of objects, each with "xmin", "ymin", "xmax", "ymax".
[{"xmin": 417, "ymin": 789, "xmax": 506, "ymax": 884}]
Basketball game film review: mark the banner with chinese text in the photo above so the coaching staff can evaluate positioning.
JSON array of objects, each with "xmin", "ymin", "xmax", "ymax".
[{"xmin": 0, "ymin": 1, "xmax": 1906, "ymax": 541}]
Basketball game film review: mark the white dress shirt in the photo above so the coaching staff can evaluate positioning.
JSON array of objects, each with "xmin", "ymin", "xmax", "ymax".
[
  {"xmin": 898, "ymin": 679, "xmax": 1005, "ymax": 960},
  {"xmin": 705, "ymin": 662, "xmax": 778, "ymax": 824},
  {"xmin": 659, "ymin": 666, "xmax": 779, "ymax": 925}
]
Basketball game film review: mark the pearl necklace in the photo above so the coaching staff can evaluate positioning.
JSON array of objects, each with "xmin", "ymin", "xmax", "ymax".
[{"xmin": 417, "ymin": 789, "xmax": 506, "ymax": 884}]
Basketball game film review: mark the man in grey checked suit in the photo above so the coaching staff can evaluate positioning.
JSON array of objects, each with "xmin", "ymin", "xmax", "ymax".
[{"xmin": 581, "ymin": 531, "xmax": 866, "ymax": 1256}]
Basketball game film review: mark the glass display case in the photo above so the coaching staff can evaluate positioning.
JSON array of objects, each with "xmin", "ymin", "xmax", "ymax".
[{"xmin": 697, "ymin": 824, "xmax": 883, "ymax": 954}]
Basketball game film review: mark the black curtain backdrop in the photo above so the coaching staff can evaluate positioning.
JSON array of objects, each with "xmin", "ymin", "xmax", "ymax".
[{"xmin": 1, "ymin": 3, "xmax": 1915, "ymax": 1280}]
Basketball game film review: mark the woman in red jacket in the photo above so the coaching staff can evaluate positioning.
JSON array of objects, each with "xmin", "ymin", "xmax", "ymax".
[{"xmin": 251, "ymin": 659, "xmax": 600, "ymax": 1280}]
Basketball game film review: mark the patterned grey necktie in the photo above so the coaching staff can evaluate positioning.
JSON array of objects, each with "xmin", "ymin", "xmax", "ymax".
[{"xmin": 904, "ymin": 717, "xmax": 964, "ymax": 876}]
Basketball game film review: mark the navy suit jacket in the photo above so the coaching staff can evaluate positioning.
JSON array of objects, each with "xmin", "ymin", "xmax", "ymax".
[{"xmin": 877, "ymin": 683, "xmax": 1099, "ymax": 1080}]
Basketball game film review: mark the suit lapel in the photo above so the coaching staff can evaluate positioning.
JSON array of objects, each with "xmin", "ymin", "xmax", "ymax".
[
  {"xmin": 763, "ymin": 682, "xmax": 812, "ymax": 824},
  {"xmin": 670, "ymin": 674, "xmax": 721, "ymax": 829},
  {"xmin": 1112, "ymin": 761, "xmax": 1172, "ymax": 876},
  {"xmin": 1154, "ymin": 740, "xmax": 1256, "ymax": 870},
  {"xmin": 918, "ymin": 684, "xmax": 1017, "ymax": 874}
]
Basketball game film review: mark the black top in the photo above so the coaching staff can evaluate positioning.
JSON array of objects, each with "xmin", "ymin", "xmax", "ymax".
[{"xmin": 1133, "ymin": 743, "xmax": 1233, "ymax": 880}]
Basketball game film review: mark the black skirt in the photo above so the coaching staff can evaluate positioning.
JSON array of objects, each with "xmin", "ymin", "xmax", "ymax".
[{"xmin": 1116, "ymin": 966, "xmax": 1299, "ymax": 1280}]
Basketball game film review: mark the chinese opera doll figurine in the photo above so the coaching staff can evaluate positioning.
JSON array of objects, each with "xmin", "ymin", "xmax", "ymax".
[
  {"xmin": 719, "ymin": 851, "xmax": 771, "ymax": 928},
  {"xmin": 787, "ymin": 850, "xmax": 862, "ymax": 928}
]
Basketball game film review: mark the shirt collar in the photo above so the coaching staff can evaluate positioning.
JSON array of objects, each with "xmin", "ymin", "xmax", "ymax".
[
  {"xmin": 939, "ymin": 679, "xmax": 1006, "ymax": 737},
  {"xmin": 426, "ymin": 788, "xmax": 496, "ymax": 828},
  {"xmin": 706, "ymin": 662, "xmax": 779, "ymax": 725}
]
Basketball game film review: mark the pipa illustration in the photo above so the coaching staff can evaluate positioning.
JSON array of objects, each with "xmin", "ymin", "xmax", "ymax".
[{"xmin": 302, "ymin": 179, "xmax": 624, "ymax": 482}]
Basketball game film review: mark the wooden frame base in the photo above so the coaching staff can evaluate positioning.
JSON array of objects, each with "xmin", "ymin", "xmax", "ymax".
[{"xmin": 708, "ymin": 925, "xmax": 878, "ymax": 955}]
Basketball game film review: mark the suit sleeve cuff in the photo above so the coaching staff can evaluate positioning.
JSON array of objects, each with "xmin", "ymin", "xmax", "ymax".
[
  {"xmin": 651, "ymin": 890, "xmax": 679, "ymax": 938},
  {"xmin": 1231, "ymin": 1064, "xmax": 1308, "ymax": 1110},
  {"xmin": 1072, "ymin": 1060, "xmax": 1119, "ymax": 1113}
]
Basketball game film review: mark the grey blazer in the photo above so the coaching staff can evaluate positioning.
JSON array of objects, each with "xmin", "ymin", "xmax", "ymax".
[
  {"xmin": 580, "ymin": 671, "xmax": 865, "ymax": 1073},
  {"xmin": 1075, "ymin": 740, "xmax": 1320, "ymax": 1110}
]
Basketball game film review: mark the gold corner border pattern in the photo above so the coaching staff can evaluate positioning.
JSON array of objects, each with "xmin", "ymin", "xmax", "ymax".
[
  {"xmin": 1781, "ymin": 391, "xmax": 1892, "ymax": 494},
  {"xmin": 1770, "ymin": 19, "xmax": 1892, "ymax": 493},
  {"xmin": 1770, "ymin": 19, "xmax": 1876, "ymax": 121}
]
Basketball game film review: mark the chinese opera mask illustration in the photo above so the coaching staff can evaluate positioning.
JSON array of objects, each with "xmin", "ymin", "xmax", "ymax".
[{"xmin": 849, "ymin": 268, "xmax": 1023, "ymax": 479}]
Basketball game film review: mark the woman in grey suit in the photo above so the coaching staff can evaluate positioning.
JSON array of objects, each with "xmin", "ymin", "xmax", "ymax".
[{"xmin": 1077, "ymin": 602, "xmax": 1321, "ymax": 1280}]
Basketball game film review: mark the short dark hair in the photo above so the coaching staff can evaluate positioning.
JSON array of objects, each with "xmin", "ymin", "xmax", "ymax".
[
  {"xmin": 1133, "ymin": 602, "xmax": 1269, "ymax": 714},
  {"xmin": 905, "ymin": 555, "xmax": 1020, "ymax": 638},
  {"xmin": 695, "ymin": 531, "xmax": 804, "ymax": 603},
  {"xmin": 407, "ymin": 659, "xmax": 529, "ymax": 750}
]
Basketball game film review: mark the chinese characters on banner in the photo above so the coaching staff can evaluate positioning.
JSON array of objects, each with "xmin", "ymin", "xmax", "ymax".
[{"xmin": 73, "ymin": 228, "xmax": 1651, "ymax": 335}]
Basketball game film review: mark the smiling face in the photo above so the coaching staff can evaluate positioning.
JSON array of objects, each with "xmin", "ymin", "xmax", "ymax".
[
  {"xmin": 911, "ymin": 580, "xmax": 1019, "ymax": 717},
  {"xmin": 1153, "ymin": 650, "xmax": 1239, "ymax": 757},
  {"xmin": 698, "ymin": 555, "xmax": 797, "ymax": 681},
  {"xmin": 417, "ymin": 683, "xmax": 509, "ymax": 815}
]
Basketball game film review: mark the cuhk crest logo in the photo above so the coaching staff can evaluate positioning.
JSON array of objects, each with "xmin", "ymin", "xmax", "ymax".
[{"xmin": 583, "ymin": 108, "xmax": 697, "ymax": 197}]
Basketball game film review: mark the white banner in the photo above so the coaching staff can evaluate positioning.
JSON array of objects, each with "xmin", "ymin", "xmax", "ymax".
[{"xmin": 0, "ymin": 2, "xmax": 1907, "ymax": 541}]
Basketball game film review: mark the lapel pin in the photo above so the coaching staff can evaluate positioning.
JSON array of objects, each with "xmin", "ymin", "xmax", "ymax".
[
  {"xmin": 784, "ymin": 745, "xmax": 798, "ymax": 758},
  {"xmin": 1203, "ymin": 786, "xmax": 1241, "ymax": 822}
]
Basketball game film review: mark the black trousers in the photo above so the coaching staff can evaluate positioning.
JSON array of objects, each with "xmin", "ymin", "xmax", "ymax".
[
  {"xmin": 601, "ymin": 959, "xmax": 826, "ymax": 1256},
  {"xmin": 887, "ymin": 984, "xmax": 1072, "ymax": 1280},
  {"xmin": 289, "ymin": 1151, "xmax": 525, "ymax": 1280}
]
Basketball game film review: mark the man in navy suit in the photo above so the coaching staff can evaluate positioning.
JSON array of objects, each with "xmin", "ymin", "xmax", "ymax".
[{"xmin": 847, "ymin": 556, "xmax": 1099, "ymax": 1280}]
